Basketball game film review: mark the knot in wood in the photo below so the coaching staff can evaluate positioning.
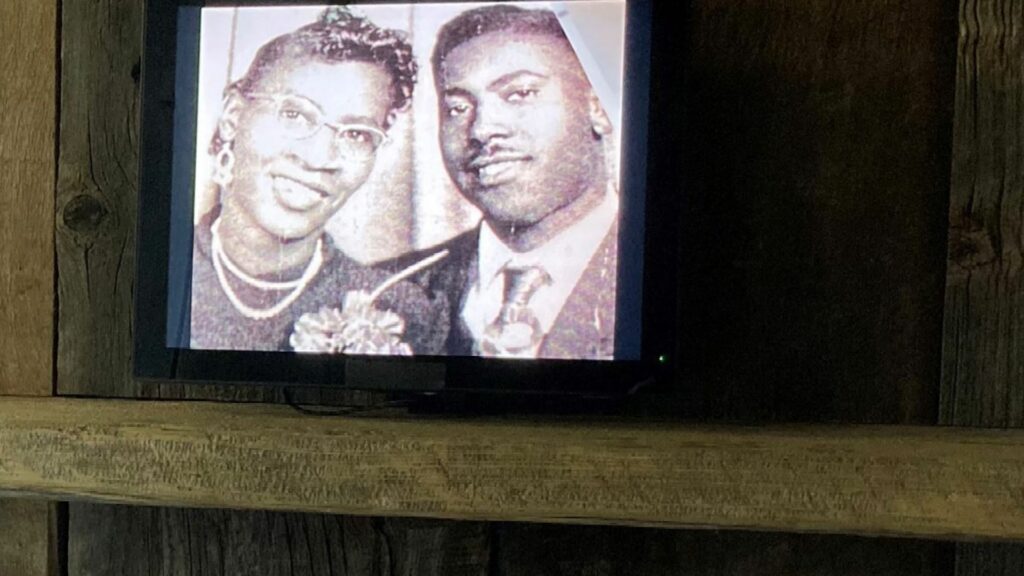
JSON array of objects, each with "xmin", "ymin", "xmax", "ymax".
[
  {"xmin": 949, "ymin": 217, "xmax": 997, "ymax": 278},
  {"xmin": 62, "ymin": 193, "xmax": 109, "ymax": 234}
]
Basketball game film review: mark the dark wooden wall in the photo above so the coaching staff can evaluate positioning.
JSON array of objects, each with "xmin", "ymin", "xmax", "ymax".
[
  {"xmin": 679, "ymin": 0, "xmax": 955, "ymax": 424},
  {"xmin": 68, "ymin": 508, "xmax": 956, "ymax": 576},
  {"xmin": 50, "ymin": 0, "xmax": 1024, "ymax": 573}
]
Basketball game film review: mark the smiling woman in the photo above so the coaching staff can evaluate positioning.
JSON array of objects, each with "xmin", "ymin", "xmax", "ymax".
[{"xmin": 189, "ymin": 7, "xmax": 448, "ymax": 354}]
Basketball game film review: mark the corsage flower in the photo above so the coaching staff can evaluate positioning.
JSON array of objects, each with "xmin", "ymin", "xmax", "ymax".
[{"xmin": 289, "ymin": 249, "xmax": 448, "ymax": 355}]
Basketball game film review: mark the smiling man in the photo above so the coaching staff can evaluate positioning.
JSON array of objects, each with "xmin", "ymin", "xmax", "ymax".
[
  {"xmin": 428, "ymin": 5, "xmax": 619, "ymax": 359},
  {"xmin": 188, "ymin": 7, "xmax": 446, "ymax": 354}
]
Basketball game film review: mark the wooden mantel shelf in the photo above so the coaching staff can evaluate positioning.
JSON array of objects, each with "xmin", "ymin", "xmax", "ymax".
[{"xmin": 0, "ymin": 396, "xmax": 1022, "ymax": 540}]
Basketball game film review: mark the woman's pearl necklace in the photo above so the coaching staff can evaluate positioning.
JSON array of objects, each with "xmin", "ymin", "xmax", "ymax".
[{"xmin": 210, "ymin": 218, "xmax": 324, "ymax": 320}]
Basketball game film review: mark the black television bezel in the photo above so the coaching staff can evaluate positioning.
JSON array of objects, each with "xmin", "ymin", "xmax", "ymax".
[{"xmin": 134, "ymin": 0, "xmax": 682, "ymax": 398}]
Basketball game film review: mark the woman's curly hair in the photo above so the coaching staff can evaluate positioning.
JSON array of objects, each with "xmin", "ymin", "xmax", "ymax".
[
  {"xmin": 213, "ymin": 6, "xmax": 417, "ymax": 153},
  {"xmin": 235, "ymin": 7, "xmax": 416, "ymax": 112}
]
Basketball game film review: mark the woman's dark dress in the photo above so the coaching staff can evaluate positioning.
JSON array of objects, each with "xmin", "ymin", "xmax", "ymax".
[{"xmin": 188, "ymin": 214, "xmax": 448, "ymax": 355}]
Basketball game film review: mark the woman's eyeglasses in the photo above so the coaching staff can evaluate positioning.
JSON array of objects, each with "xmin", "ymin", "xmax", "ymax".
[{"xmin": 245, "ymin": 92, "xmax": 387, "ymax": 160}]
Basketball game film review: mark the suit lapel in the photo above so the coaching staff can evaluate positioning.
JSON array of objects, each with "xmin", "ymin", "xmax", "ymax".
[
  {"xmin": 440, "ymin": 229, "xmax": 479, "ymax": 357},
  {"xmin": 539, "ymin": 225, "xmax": 618, "ymax": 359}
]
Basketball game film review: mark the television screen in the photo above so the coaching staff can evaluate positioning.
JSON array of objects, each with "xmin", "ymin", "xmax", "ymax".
[{"xmin": 137, "ymin": 0, "xmax": 668, "ymax": 393}]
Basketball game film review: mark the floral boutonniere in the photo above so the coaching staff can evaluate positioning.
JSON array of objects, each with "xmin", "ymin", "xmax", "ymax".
[{"xmin": 289, "ymin": 249, "xmax": 448, "ymax": 356}]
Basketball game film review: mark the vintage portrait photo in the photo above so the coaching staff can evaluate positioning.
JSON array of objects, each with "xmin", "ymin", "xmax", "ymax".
[{"xmin": 186, "ymin": 1, "xmax": 628, "ymax": 360}]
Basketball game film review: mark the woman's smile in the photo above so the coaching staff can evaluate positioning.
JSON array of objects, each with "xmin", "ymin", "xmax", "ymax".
[{"xmin": 271, "ymin": 173, "xmax": 330, "ymax": 212}]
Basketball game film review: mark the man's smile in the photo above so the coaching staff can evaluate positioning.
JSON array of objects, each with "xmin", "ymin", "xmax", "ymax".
[{"xmin": 466, "ymin": 152, "xmax": 531, "ymax": 187}]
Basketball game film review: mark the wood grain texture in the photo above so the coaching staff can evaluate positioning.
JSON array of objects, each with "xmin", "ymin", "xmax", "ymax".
[
  {"xmin": 55, "ymin": 0, "xmax": 141, "ymax": 398},
  {"xmin": 2, "ymin": 397, "xmax": 1024, "ymax": 540},
  {"xmin": 940, "ymin": 0, "xmax": 1024, "ymax": 571},
  {"xmin": 0, "ymin": 500, "xmax": 57, "ymax": 576},
  {"xmin": 680, "ymin": 0, "xmax": 957, "ymax": 423},
  {"xmin": 1, "ymin": 3, "xmax": 61, "ymax": 575},
  {"xmin": 0, "ymin": 0, "xmax": 57, "ymax": 396},
  {"xmin": 68, "ymin": 505, "xmax": 489, "ymax": 576},
  {"xmin": 941, "ymin": 0, "xmax": 1024, "ymax": 427},
  {"xmin": 953, "ymin": 543, "xmax": 1024, "ymax": 576},
  {"xmin": 942, "ymin": 0, "xmax": 1024, "ymax": 571}
]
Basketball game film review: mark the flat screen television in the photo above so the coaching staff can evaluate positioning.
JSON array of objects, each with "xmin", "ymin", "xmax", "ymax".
[{"xmin": 134, "ymin": 0, "xmax": 683, "ymax": 398}]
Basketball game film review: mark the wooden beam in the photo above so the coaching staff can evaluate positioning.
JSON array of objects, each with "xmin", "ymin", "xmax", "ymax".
[{"xmin": 0, "ymin": 396, "xmax": 1023, "ymax": 540}]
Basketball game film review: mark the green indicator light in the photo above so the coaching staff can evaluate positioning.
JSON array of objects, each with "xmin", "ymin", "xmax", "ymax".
[{"xmin": 658, "ymin": 355, "xmax": 668, "ymax": 364}]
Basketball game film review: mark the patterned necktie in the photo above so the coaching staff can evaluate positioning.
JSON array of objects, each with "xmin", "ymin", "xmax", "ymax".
[{"xmin": 479, "ymin": 265, "xmax": 552, "ymax": 357}]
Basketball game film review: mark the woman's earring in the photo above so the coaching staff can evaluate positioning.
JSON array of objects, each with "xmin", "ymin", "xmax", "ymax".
[{"xmin": 212, "ymin": 146, "xmax": 236, "ymax": 189}]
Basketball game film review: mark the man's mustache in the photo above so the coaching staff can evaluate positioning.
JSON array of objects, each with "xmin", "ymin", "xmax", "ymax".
[{"xmin": 464, "ymin": 143, "xmax": 531, "ymax": 171}]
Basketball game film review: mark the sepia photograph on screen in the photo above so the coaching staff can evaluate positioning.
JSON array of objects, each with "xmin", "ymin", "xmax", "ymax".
[{"xmin": 186, "ymin": 1, "xmax": 628, "ymax": 361}]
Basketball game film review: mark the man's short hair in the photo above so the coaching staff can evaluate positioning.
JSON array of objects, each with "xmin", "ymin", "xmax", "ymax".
[
  {"xmin": 431, "ymin": 5, "xmax": 569, "ymax": 81},
  {"xmin": 233, "ymin": 7, "xmax": 417, "ymax": 115}
]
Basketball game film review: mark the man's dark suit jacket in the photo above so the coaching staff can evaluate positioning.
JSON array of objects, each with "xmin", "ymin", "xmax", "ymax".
[{"xmin": 407, "ymin": 224, "xmax": 618, "ymax": 359}]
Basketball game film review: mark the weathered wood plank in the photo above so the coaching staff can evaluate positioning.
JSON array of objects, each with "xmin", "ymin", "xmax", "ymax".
[
  {"xmin": 55, "ymin": 0, "xmax": 163, "ymax": 400},
  {"xmin": 2, "ymin": 396, "xmax": 1024, "ymax": 540},
  {"xmin": 941, "ymin": 0, "xmax": 1024, "ymax": 427},
  {"xmin": 940, "ymin": 0, "xmax": 1024, "ymax": 571},
  {"xmin": 68, "ymin": 505, "xmax": 489, "ymax": 576},
  {"xmin": 0, "ymin": 501, "xmax": 57, "ymax": 576},
  {"xmin": 0, "ymin": 0, "xmax": 56, "ymax": 396},
  {"xmin": 1, "ymin": 2, "xmax": 61, "ymax": 575}
]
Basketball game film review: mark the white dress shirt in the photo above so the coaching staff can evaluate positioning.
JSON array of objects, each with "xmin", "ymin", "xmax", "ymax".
[{"xmin": 461, "ymin": 190, "xmax": 619, "ymax": 357}]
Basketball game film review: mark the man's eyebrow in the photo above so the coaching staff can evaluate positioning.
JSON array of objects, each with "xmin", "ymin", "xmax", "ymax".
[
  {"xmin": 487, "ymin": 70, "xmax": 548, "ymax": 91},
  {"xmin": 440, "ymin": 71, "xmax": 548, "ymax": 98},
  {"xmin": 441, "ymin": 86, "xmax": 472, "ymax": 99}
]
